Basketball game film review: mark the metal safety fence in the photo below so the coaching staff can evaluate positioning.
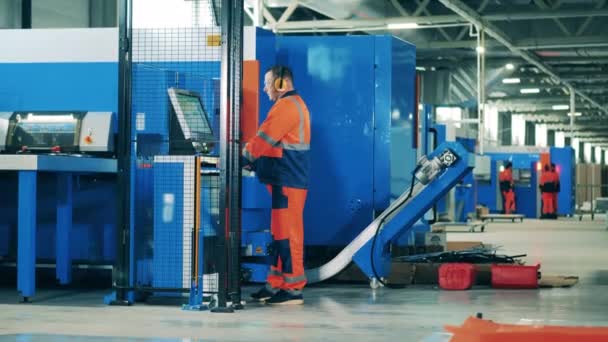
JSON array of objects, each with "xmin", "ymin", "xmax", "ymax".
[{"xmin": 114, "ymin": 0, "xmax": 243, "ymax": 311}]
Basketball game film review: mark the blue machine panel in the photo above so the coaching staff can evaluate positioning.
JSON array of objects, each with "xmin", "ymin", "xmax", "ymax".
[
  {"xmin": 551, "ymin": 147, "xmax": 575, "ymax": 216},
  {"xmin": 274, "ymin": 35, "xmax": 376, "ymax": 246},
  {"xmin": 258, "ymin": 35, "xmax": 416, "ymax": 246},
  {"xmin": 152, "ymin": 161, "xmax": 186, "ymax": 289},
  {"xmin": 0, "ymin": 62, "xmax": 117, "ymax": 111},
  {"xmin": 374, "ymin": 36, "xmax": 391, "ymax": 211},
  {"xmin": 388, "ymin": 37, "xmax": 417, "ymax": 203}
]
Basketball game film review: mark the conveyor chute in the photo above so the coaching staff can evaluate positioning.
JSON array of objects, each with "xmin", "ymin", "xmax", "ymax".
[{"xmin": 305, "ymin": 141, "xmax": 475, "ymax": 284}]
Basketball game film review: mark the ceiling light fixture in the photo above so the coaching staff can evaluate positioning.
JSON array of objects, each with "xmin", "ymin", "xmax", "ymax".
[
  {"xmin": 476, "ymin": 46, "xmax": 485, "ymax": 54},
  {"xmin": 502, "ymin": 78, "xmax": 521, "ymax": 84},
  {"xmin": 387, "ymin": 23, "xmax": 419, "ymax": 30},
  {"xmin": 505, "ymin": 63, "xmax": 515, "ymax": 70},
  {"xmin": 552, "ymin": 105, "xmax": 570, "ymax": 110},
  {"xmin": 567, "ymin": 112, "xmax": 582, "ymax": 117},
  {"xmin": 520, "ymin": 88, "xmax": 540, "ymax": 94}
]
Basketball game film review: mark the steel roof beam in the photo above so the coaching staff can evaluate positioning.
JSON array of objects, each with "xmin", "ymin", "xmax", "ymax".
[
  {"xmin": 438, "ymin": 0, "xmax": 608, "ymax": 116},
  {"xmin": 273, "ymin": 9, "xmax": 608, "ymax": 31},
  {"xmin": 421, "ymin": 35, "xmax": 608, "ymax": 50}
]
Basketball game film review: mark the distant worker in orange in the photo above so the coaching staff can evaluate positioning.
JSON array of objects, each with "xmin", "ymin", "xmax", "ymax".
[
  {"xmin": 242, "ymin": 65, "xmax": 311, "ymax": 305},
  {"xmin": 551, "ymin": 163, "xmax": 560, "ymax": 218},
  {"xmin": 499, "ymin": 162, "xmax": 516, "ymax": 214},
  {"xmin": 540, "ymin": 164, "xmax": 556, "ymax": 218}
]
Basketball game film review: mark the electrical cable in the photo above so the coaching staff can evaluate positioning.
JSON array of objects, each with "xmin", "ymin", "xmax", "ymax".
[{"xmin": 369, "ymin": 165, "xmax": 419, "ymax": 289}]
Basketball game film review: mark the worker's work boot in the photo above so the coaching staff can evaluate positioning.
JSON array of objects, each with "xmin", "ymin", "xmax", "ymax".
[
  {"xmin": 250, "ymin": 286, "xmax": 277, "ymax": 301},
  {"xmin": 265, "ymin": 290, "xmax": 304, "ymax": 305}
]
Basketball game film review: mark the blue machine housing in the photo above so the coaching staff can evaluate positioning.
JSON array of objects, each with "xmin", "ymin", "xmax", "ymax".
[
  {"xmin": 550, "ymin": 147, "xmax": 575, "ymax": 216},
  {"xmin": 0, "ymin": 61, "xmax": 118, "ymax": 264},
  {"xmin": 241, "ymin": 30, "xmax": 420, "ymax": 282},
  {"xmin": 245, "ymin": 32, "xmax": 418, "ymax": 247}
]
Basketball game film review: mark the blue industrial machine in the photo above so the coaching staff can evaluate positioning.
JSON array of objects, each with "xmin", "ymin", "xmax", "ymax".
[
  {"xmin": 0, "ymin": 26, "xmax": 479, "ymax": 301},
  {"xmin": 241, "ymin": 29, "xmax": 428, "ymax": 282},
  {"xmin": 477, "ymin": 146, "xmax": 574, "ymax": 218},
  {"xmin": 0, "ymin": 111, "xmax": 117, "ymax": 300},
  {"xmin": 0, "ymin": 29, "xmax": 119, "ymax": 300}
]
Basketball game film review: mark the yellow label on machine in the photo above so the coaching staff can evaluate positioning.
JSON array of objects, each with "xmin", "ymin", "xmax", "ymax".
[{"xmin": 207, "ymin": 34, "xmax": 221, "ymax": 46}]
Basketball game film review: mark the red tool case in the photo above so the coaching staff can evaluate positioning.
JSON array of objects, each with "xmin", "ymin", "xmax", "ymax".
[{"xmin": 491, "ymin": 264, "xmax": 541, "ymax": 289}]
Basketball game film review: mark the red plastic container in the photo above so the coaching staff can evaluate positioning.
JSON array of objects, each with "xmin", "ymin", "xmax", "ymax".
[
  {"xmin": 439, "ymin": 263, "xmax": 476, "ymax": 290},
  {"xmin": 491, "ymin": 264, "xmax": 540, "ymax": 289}
]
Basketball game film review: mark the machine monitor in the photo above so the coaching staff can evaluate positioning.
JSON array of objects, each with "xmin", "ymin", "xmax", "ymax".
[{"xmin": 167, "ymin": 88, "xmax": 215, "ymax": 154}]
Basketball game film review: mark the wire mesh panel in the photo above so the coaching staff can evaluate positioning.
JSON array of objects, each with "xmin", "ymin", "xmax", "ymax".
[{"xmin": 128, "ymin": 0, "xmax": 224, "ymax": 303}]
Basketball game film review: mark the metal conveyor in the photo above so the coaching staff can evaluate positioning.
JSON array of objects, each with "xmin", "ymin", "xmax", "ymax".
[{"xmin": 305, "ymin": 141, "xmax": 475, "ymax": 285}]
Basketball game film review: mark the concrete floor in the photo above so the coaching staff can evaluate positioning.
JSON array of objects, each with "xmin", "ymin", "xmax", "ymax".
[{"xmin": 1, "ymin": 217, "xmax": 607, "ymax": 341}]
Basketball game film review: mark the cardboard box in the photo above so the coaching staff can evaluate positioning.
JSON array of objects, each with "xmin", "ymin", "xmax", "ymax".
[
  {"xmin": 476, "ymin": 205, "xmax": 489, "ymax": 218},
  {"xmin": 425, "ymin": 232, "xmax": 447, "ymax": 248},
  {"xmin": 446, "ymin": 241, "xmax": 485, "ymax": 251}
]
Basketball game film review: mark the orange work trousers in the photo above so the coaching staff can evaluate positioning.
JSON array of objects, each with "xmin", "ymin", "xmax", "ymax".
[
  {"xmin": 551, "ymin": 192, "xmax": 558, "ymax": 214},
  {"xmin": 502, "ymin": 190, "xmax": 516, "ymax": 214},
  {"xmin": 266, "ymin": 185, "xmax": 307, "ymax": 293},
  {"xmin": 542, "ymin": 192, "xmax": 555, "ymax": 215}
]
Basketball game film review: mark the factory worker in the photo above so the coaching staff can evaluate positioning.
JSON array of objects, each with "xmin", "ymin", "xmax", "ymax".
[
  {"xmin": 499, "ymin": 162, "xmax": 516, "ymax": 214},
  {"xmin": 540, "ymin": 164, "xmax": 556, "ymax": 218},
  {"xmin": 242, "ymin": 65, "xmax": 311, "ymax": 305}
]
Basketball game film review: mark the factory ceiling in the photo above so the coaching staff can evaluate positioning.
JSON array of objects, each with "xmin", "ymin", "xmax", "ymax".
[{"xmin": 245, "ymin": 0, "xmax": 608, "ymax": 144}]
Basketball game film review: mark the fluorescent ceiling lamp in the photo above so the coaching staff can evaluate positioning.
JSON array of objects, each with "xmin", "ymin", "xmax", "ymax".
[
  {"xmin": 567, "ymin": 112, "xmax": 582, "ymax": 117},
  {"xmin": 505, "ymin": 63, "xmax": 515, "ymax": 70},
  {"xmin": 20, "ymin": 114, "xmax": 75, "ymax": 123},
  {"xmin": 489, "ymin": 91, "xmax": 507, "ymax": 98},
  {"xmin": 415, "ymin": 66, "xmax": 426, "ymax": 71},
  {"xmin": 552, "ymin": 105, "xmax": 570, "ymax": 110},
  {"xmin": 476, "ymin": 46, "xmax": 485, "ymax": 54},
  {"xmin": 387, "ymin": 23, "xmax": 419, "ymax": 30},
  {"xmin": 520, "ymin": 88, "xmax": 540, "ymax": 94},
  {"xmin": 502, "ymin": 78, "xmax": 521, "ymax": 84}
]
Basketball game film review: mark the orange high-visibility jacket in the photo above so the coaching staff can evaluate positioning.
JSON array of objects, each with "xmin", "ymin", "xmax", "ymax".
[
  {"xmin": 242, "ymin": 90, "xmax": 311, "ymax": 189},
  {"xmin": 499, "ymin": 168, "xmax": 513, "ymax": 191},
  {"xmin": 540, "ymin": 170, "xmax": 556, "ymax": 193}
]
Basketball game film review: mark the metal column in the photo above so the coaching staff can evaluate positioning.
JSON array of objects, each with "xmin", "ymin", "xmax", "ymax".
[
  {"xmin": 477, "ymin": 27, "xmax": 486, "ymax": 155},
  {"xmin": 214, "ymin": 0, "xmax": 244, "ymax": 313},
  {"xmin": 56, "ymin": 173, "xmax": 73, "ymax": 285},
  {"xmin": 17, "ymin": 171, "xmax": 36, "ymax": 301},
  {"xmin": 569, "ymin": 87, "xmax": 576, "ymax": 142},
  {"xmin": 112, "ymin": 0, "xmax": 133, "ymax": 305}
]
